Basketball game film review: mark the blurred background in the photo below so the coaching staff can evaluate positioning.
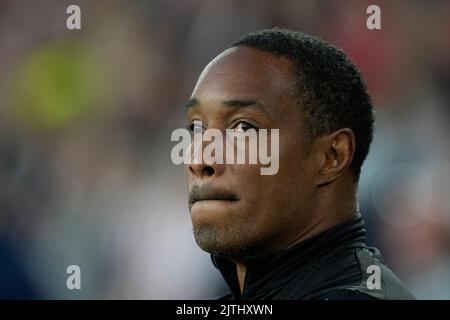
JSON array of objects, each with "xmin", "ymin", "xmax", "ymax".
[{"xmin": 0, "ymin": 0, "xmax": 449, "ymax": 299}]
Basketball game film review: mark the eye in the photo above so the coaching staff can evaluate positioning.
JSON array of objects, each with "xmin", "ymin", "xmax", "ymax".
[
  {"xmin": 188, "ymin": 121, "xmax": 205, "ymax": 134},
  {"xmin": 233, "ymin": 121, "xmax": 257, "ymax": 132}
]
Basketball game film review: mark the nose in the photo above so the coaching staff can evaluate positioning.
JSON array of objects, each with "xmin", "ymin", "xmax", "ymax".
[
  {"xmin": 188, "ymin": 137, "xmax": 225, "ymax": 179},
  {"xmin": 189, "ymin": 162, "xmax": 218, "ymax": 178}
]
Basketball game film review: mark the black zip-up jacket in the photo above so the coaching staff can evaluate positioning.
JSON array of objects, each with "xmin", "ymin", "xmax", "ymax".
[{"xmin": 211, "ymin": 216, "xmax": 415, "ymax": 300}]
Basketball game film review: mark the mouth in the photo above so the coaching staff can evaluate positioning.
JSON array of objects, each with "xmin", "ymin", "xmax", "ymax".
[
  {"xmin": 188, "ymin": 185, "xmax": 240, "ymax": 208},
  {"xmin": 189, "ymin": 199, "xmax": 240, "ymax": 213},
  {"xmin": 189, "ymin": 196, "xmax": 240, "ymax": 206},
  {"xmin": 190, "ymin": 198, "xmax": 239, "ymax": 206}
]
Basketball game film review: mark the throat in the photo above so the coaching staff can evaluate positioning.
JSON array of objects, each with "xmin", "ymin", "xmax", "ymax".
[{"xmin": 236, "ymin": 263, "xmax": 247, "ymax": 295}]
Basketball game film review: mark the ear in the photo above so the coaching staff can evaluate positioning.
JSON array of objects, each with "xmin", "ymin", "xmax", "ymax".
[{"xmin": 315, "ymin": 128, "xmax": 355, "ymax": 186}]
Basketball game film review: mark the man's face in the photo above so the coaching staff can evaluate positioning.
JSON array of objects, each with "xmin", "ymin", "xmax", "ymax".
[{"xmin": 185, "ymin": 47, "xmax": 319, "ymax": 258}]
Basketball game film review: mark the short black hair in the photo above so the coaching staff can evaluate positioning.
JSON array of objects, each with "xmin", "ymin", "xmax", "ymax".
[{"xmin": 230, "ymin": 28, "xmax": 375, "ymax": 179}]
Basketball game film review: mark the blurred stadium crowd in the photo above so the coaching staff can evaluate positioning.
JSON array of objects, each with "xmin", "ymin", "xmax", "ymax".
[{"xmin": 0, "ymin": 0, "xmax": 449, "ymax": 299}]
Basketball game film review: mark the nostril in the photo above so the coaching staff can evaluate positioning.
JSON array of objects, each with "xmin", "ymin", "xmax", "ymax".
[{"xmin": 203, "ymin": 166, "xmax": 215, "ymax": 177}]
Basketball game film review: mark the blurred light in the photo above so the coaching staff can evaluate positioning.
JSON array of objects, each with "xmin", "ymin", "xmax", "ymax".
[
  {"xmin": 8, "ymin": 40, "xmax": 110, "ymax": 133},
  {"xmin": 372, "ymin": 163, "xmax": 433, "ymax": 227}
]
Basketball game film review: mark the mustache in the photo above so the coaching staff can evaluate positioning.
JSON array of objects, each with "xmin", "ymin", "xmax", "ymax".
[{"xmin": 189, "ymin": 184, "xmax": 240, "ymax": 204}]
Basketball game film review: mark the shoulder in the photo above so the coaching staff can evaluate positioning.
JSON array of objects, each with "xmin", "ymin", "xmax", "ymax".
[
  {"xmin": 350, "ymin": 246, "xmax": 416, "ymax": 300},
  {"xmin": 310, "ymin": 246, "xmax": 416, "ymax": 300},
  {"xmin": 281, "ymin": 246, "xmax": 416, "ymax": 300}
]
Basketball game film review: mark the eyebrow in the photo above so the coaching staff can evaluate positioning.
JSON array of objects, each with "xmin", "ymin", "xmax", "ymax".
[
  {"xmin": 185, "ymin": 98, "xmax": 269, "ymax": 115},
  {"xmin": 185, "ymin": 97, "xmax": 199, "ymax": 109}
]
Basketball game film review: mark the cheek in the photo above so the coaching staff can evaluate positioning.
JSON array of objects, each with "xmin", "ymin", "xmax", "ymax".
[
  {"xmin": 229, "ymin": 165, "xmax": 273, "ymax": 208},
  {"xmin": 235, "ymin": 169, "xmax": 284, "ymax": 213},
  {"xmin": 227, "ymin": 163, "xmax": 262, "ymax": 185},
  {"xmin": 270, "ymin": 139, "xmax": 314, "ymax": 205},
  {"xmin": 279, "ymin": 132, "xmax": 313, "ymax": 180}
]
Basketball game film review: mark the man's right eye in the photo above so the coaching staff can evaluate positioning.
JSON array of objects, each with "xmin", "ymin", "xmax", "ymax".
[{"xmin": 188, "ymin": 121, "xmax": 204, "ymax": 133}]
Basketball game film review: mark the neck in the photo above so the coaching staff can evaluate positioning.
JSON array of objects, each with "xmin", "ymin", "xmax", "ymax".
[
  {"xmin": 213, "ymin": 215, "xmax": 366, "ymax": 300},
  {"xmin": 233, "ymin": 179, "xmax": 359, "ymax": 295},
  {"xmin": 236, "ymin": 263, "xmax": 246, "ymax": 295}
]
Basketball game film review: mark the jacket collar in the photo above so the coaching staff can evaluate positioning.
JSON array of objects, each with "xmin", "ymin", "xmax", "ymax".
[{"xmin": 211, "ymin": 216, "xmax": 366, "ymax": 299}]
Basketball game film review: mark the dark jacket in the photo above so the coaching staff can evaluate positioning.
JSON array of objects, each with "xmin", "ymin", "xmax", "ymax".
[{"xmin": 211, "ymin": 216, "xmax": 415, "ymax": 300}]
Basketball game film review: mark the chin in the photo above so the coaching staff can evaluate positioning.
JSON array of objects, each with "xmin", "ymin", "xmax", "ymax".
[{"xmin": 193, "ymin": 224, "xmax": 261, "ymax": 259}]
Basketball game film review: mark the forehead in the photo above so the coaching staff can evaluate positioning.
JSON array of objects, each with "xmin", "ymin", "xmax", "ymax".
[{"xmin": 191, "ymin": 47, "xmax": 296, "ymax": 109}]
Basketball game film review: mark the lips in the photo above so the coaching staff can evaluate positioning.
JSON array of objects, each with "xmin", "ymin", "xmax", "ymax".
[{"xmin": 189, "ymin": 184, "xmax": 240, "ymax": 206}]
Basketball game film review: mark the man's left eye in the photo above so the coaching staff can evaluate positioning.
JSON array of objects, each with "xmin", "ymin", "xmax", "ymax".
[{"xmin": 233, "ymin": 121, "xmax": 257, "ymax": 132}]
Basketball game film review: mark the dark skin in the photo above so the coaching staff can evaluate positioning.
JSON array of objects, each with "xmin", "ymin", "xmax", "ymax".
[{"xmin": 185, "ymin": 46, "xmax": 358, "ymax": 294}]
